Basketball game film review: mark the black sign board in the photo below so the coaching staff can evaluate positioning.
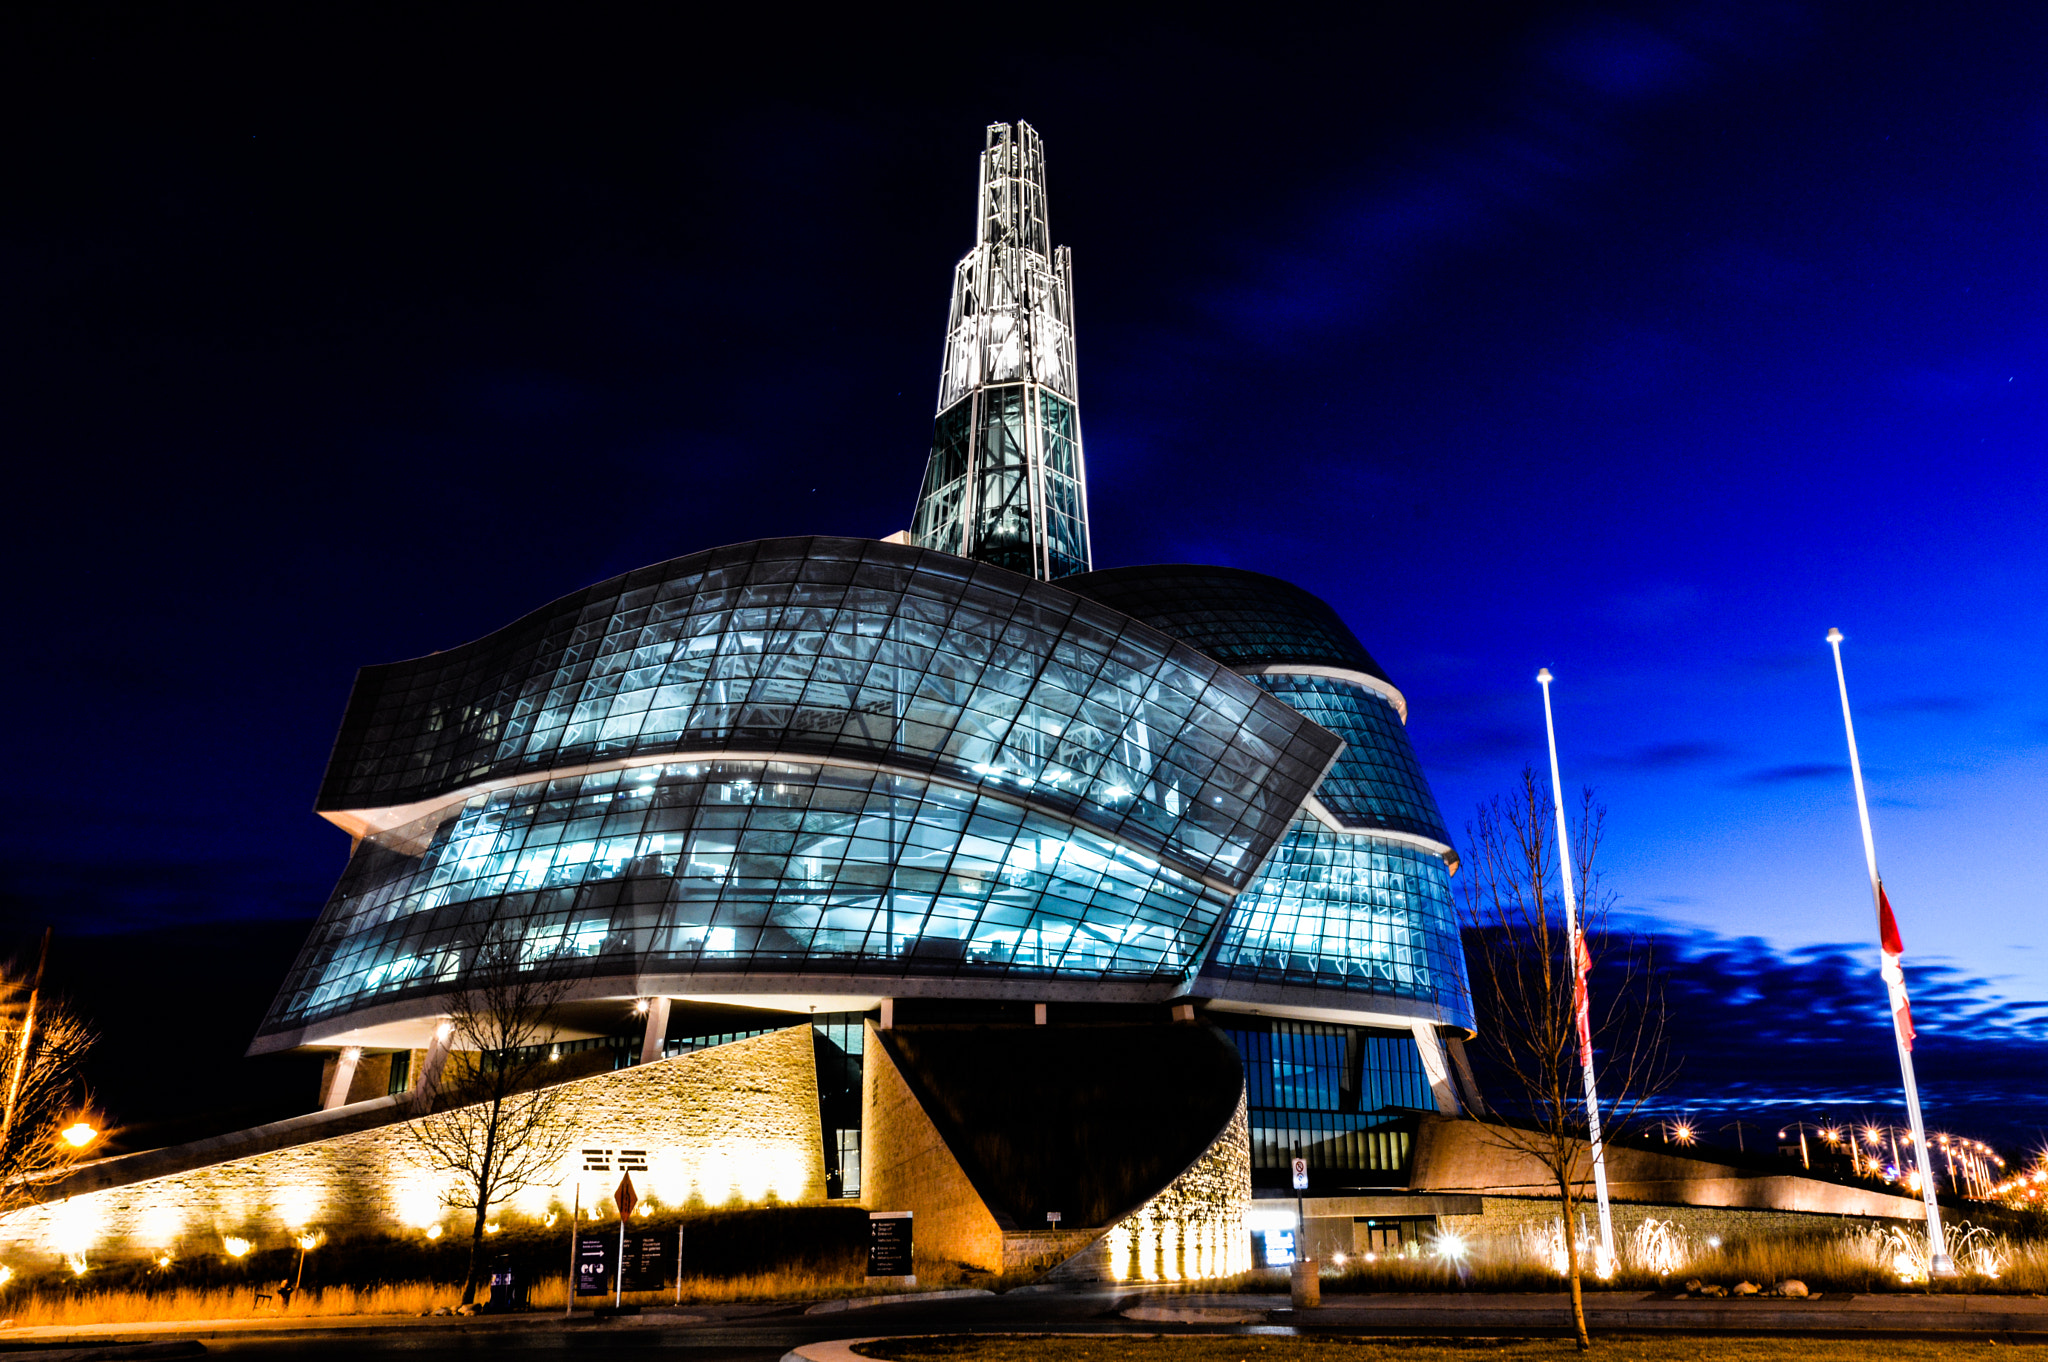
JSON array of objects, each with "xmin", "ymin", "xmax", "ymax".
[
  {"xmin": 867, "ymin": 1211, "xmax": 912, "ymax": 1277},
  {"xmin": 574, "ymin": 1233, "xmax": 612, "ymax": 1296},
  {"xmin": 621, "ymin": 1228, "xmax": 675, "ymax": 1293}
]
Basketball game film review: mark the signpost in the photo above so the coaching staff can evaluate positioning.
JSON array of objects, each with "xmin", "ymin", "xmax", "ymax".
[
  {"xmin": 613, "ymin": 1172, "xmax": 638, "ymax": 1309},
  {"xmin": 1045, "ymin": 1211, "xmax": 1061, "ymax": 1226},
  {"xmin": 867, "ymin": 1211, "xmax": 913, "ymax": 1283}
]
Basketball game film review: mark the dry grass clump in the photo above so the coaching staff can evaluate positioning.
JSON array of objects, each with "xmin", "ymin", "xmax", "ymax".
[
  {"xmin": 0, "ymin": 1259, "xmax": 1024, "ymax": 1328},
  {"xmin": 1315, "ymin": 1218, "xmax": 2048, "ymax": 1295},
  {"xmin": 0, "ymin": 1280, "xmax": 463, "ymax": 1327}
]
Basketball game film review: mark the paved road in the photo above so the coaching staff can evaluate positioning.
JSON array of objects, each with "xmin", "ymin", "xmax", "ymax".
[{"xmin": 8, "ymin": 1284, "xmax": 2046, "ymax": 1359}]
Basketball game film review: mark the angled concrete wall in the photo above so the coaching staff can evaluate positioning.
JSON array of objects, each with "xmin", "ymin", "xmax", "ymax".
[{"xmin": 859, "ymin": 1020, "xmax": 1007, "ymax": 1273}]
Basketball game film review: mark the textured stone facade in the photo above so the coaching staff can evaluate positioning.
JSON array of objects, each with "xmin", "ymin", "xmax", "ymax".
[
  {"xmin": 1047, "ymin": 1092, "xmax": 1253, "ymax": 1283},
  {"xmin": 1410, "ymin": 1116, "xmax": 1927, "ymax": 1220},
  {"xmin": 1440, "ymin": 1193, "xmax": 1916, "ymax": 1250},
  {"xmin": 859, "ymin": 1021, "xmax": 1005, "ymax": 1273},
  {"xmin": 0, "ymin": 1026, "xmax": 825, "ymax": 1273}
]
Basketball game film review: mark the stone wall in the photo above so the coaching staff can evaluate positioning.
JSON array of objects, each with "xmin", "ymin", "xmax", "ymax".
[
  {"xmin": 858, "ymin": 1020, "xmax": 1005, "ymax": 1274},
  {"xmin": 0, "ymin": 1026, "xmax": 826, "ymax": 1273},
  {"xmin": 1439, "ymin": 1193, "xmax": 1917, "ymax": 1254},
  {"xmin": 1047, "ymin": 1093, "xmax": 1253, "ymax": 1283},
  {"xmin": 1410, "ymin": 1116, "xmax": 1927, "ymax": 1220}
]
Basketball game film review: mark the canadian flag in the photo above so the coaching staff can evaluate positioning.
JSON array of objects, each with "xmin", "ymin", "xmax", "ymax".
[{"xmin": 1877, "ymin": 881, "xmax": 1916, "ymax": 1051}]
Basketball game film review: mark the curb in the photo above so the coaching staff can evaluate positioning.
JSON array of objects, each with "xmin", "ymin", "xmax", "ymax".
[{"xmin": 804, "ymin": 1289, "xmax": 996, "ymax": 1316}]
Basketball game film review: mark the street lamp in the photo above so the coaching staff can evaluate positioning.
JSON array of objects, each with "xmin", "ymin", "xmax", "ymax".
[{"xmin": 60, "ymin": 1121, "xmax": 96, "ymax": 1149}]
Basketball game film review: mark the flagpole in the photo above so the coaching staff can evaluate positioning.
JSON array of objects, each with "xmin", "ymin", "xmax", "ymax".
[
  {"xmin": 1826, "ymin": 628, "xmax": 1953, "ymax": 1277},
  {"xmin": 1537, "ymin": 668, "xmax": 1614, "ymax": 1277}
]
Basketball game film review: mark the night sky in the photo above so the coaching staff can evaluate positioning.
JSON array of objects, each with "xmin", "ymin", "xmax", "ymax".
[{"xmin": 4, "ymin": 4, "xmax": 2044, "ymax": 1153}]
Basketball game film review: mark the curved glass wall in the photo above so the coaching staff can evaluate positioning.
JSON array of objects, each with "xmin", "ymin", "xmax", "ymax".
[
  {"xmin": 1061, "ymin": 565, "xmax": 1391, "ymax": 683},
  {"xmin": 1204, "ymin": 818, "xmax": 1474, "ymax": 1032},
  {"xmin": 1245, "ymin": 675, "xmax": 1448, "ymax": 842},
  {"xmin": 316, "ymin": 538, "xmax": 1339, "ymax": 892},
  {"xmin": 265, "ymin": 758, "xmax": 1230, "ymax": 1034}
]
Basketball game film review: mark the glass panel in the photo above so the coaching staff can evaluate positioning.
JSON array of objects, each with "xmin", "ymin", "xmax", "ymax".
[
  {"xmin": 1207, "ymin": 816, "xmax": 1473, "ymax": 1031},
  {"xmin": 313, "ymin": 539, "xmax": 1336, "ymax": 898},
  {"xmin": 269, "ymin": 759, "xmax": 1231, "ymax": 1033}
]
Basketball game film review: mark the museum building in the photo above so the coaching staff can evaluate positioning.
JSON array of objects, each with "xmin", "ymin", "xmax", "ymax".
[
  {"xmin": 253, "ymin": 122, "xmax": 1478, "ymax": 1210},
  {"xmin": 0, "ymin": 122, "xmax": 1537, "ymax": 1283}
]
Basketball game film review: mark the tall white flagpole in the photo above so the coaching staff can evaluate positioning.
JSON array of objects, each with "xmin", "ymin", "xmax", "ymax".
[
  {"xmin": 1826, "ymin": 629, "xmax": 1954, "ymax": 1276},
  {"xmin": 1537, "ymin": 668, "xmax": 1615, "ymax": 1277}
]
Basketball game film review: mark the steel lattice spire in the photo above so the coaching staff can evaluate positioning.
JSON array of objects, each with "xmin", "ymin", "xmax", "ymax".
[{"xmin": 909, "ymin": 121, "xmax": 1091, "ymax": 580}]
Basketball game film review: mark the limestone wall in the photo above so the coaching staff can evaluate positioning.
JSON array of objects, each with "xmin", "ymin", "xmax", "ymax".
[
  {"xmin": 1440, "ymin": 1193, "xmax": 1917, "ymax": 1254},
  {"xmin": 1047, "ymin": 1093, "xmax": 1253, "ymax": 1283},
  {"xmin": 0, "ymin": 1025, "xmax": 825, "ymax": 1274},
  {"xmin": 1410, "ymin": 1116, "xmax": 1927, "ymax": 1220},
  {"xmin": 859, "ymin": 1021, "xmax": 1005, "ymax": 1273}
]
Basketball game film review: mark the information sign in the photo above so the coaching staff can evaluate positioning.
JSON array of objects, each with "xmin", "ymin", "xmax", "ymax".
[
  {"xmin": 867, "ymin": 1211, "xmax": 913, "ymax": 1277},
  {"xmin": 621, "ymin": 1228, "xmax": 675, "ymax": 1292},
  {"xmin": 574, "ymin": 1233, "xmax": 612, "ymax": 1296},
  {"xmin": 1045, "ymin": 1211, "xmax": 1061, "ymax": 1225}
]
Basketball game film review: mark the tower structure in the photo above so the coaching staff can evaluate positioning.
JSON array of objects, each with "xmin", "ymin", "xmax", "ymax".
[{"xmin": 909, "ymin": 121, "xmax": 1091, "ymax": 580}]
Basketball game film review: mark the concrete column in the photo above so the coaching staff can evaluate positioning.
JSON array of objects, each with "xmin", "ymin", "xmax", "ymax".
[
  {"xmin": 639, "ymin": 996, "xmax": 672, "ymax": 1064},
  {"xmin": 1409, "ymin": 1021, "xmax": 1463, "ymax": 1116},
  {"xmin": 411, "ymin": 1021, "xmax": 455, "ymax": 1112},
  {"xmin": 1171, "ymin": 1002, "xmax": 1196, "ymax": 1024},
  {"xmin": 1033, "ymin": 1003, "xmax": 1047, "ymax": 1025},
  {"xmin": 321, "ymin": 1046, "xmax": 363, "ymax": 1110},
  {"xmin": 1444, "ymin": 1035, "xmax": 1487, "ymax": 1115},
  {"xmin": 878, "ymin": 998, "xmax": 894, "ymax": 1031}
]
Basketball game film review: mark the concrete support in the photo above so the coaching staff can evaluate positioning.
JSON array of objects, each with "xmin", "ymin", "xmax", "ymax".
[
  {"xmin": 410, "ymin": 1022, "xmax": 454, "ymax": 1111},
  {"xmin": 1444, "ymin": 1035, "xmax": 1487, "ymax": 1115},
  {"xmin": 1409, "ymin": 1021, "xmax": 1463, "ymax": 1116},
  {"xmin": 639, "ymin": 997, "xmax": 672, "ymax": 1064},
  {"xmin": 1033, "ymin": 1003, "xmax": 1047, "ymax": 1025},
  {"xmin": 1171, "ymin": 1002, "xmax": 1196, "ymax": 1024},
  {"xmin": 878, "ymin": 998, "xmax": 894, "ymax": 1031},
  {"xmin": 321, "ymin": 1047, "xmax": 363, "ymax": 1110}
]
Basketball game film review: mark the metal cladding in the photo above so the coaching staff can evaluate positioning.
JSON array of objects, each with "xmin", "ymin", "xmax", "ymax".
[
  {"xmin": 262, "ymin": 538, "xmax": 1342, "ymax": 1043},
  {"xmin": 1065, "ymin": 565, "xmax": 1474, "ymax": 1031},
  {"xmin": 909, "ymin": 121, "xmax": 1090, "ymax": 581}
]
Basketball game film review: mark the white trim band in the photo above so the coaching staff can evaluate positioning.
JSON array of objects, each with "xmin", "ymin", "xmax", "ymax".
[{"xmin": 1237, "ymin": 664, "xmax": 1408, "ymax": 722}]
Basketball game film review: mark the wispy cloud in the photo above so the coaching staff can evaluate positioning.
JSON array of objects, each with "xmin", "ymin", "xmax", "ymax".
[{"xmin": 1735, "ymin": 761, "xmax": 1848, "ymax": 786}]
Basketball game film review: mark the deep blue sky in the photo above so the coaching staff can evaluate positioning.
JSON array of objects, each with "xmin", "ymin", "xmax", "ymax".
[{"xmin": 4, "ymin": 3, "xmax": 2043, "ymax": 1149}]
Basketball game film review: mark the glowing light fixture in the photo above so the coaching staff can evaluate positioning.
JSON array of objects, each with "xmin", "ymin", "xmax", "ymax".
[
  {"xmin": 61, "ymin": 1122, "xmax": 96, "ymax": 1149},
  {"xmin": 222, "ymin": 1237, "xmax": 253, "ymax": 1258}
]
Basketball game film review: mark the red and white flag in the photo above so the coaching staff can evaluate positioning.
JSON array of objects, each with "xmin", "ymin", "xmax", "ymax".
[{"xmin": 1876, "ymin": 881, "xmax": 1916, "ymax": 1051}]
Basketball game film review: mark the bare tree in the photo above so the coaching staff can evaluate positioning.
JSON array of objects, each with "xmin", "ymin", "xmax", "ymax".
[
  {"xmin": 1458, "ymin": 767, "xmax": 1671, "ymax": 1350},
  {"xmin": 0, "ymin": 933, "xmax": 97, "ymax": 1210},
  {"xmin": 403, "ymin": 929, "xmax": 576, "ymax": 1304}
]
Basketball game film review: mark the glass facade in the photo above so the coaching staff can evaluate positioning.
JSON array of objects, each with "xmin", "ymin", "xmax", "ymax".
[
  {"xmin": 316, "ymin": 537, "xmax": 1339, "ymax": 895},
  {"xmin": 1062, "ymin": 565, "xmax": 1393, "ymax": 685},
  {"xmin": 1064, "ymin": 564, "xmax": 1471, "ymax": 1026},
  {"xmin": 267, "ymin": 759, "xmax": 1232, "ymax": 1033},
  {"xmin": 1227, "ymin": 1020, "xmax": 1429, "ymax": 1181},
  {"xmin": 1245, "ymin": 675, "xmax": 1448, "ymax": 841},
  {"xmin": 1209, "ymin": 816, "xmax": 1472, "ymax": 1030}
]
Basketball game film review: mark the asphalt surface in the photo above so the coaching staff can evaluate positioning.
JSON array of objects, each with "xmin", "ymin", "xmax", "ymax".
[{"xmin": 7, "ymin": 1284, "xmax": 2047, "ymax": 1359}]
